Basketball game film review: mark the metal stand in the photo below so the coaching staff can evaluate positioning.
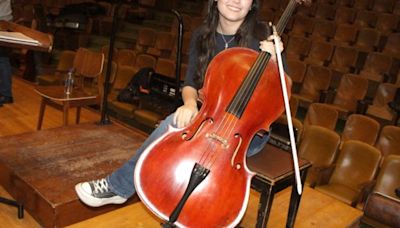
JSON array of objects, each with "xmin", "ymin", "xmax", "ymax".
[{"xmin": 0, "ymin": 197, "xmax": 24, "ymax": 219}]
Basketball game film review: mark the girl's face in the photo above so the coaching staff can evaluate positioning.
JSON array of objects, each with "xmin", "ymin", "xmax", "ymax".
[{"xmin": 216, "ymin": 0, "xmax": 253, "ymax": 24}]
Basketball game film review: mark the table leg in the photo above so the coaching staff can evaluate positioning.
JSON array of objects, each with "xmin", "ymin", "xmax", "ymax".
[
  {"xmin": 256, "ymin": 184, "xmax": 275, "ymax": 228},
  {"xmin": 63, "ymin": 101, "xmax": 69, "ymax": 126},
  {"xmin": 76, "ymin": 107, "xmax": 81, "ymax": 124},
  {"xmin": 286, "ymin": 168, "xmax": 309, "ymax": 228},
  {"xmin": 37, "ymin": 98, "xmax": 46, "ymax": 130}
]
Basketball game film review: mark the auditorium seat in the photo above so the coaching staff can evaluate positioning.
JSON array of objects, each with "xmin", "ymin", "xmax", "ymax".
[
  {"xmin": 375, "ymin": 125, "xmax": 400, "ymax": 158},
  {"xmin": 372, "ymin": 0, "xmax": 396, "ymax": 13},
  {"xmin": 37, "ymin": 50, "xmax": 76, "ymax": 85},
  {"xmin": 101, "ymin": 45, "xmax": 118, "ymax": 61},
  {"xmin": 108, "ymin": 65, "xmax": 138, "ymax": 118},
  {"xmin": 303, "ymin": 103, "xmax": 339, "ymax": 131},
  {"xmin": 325, "ymin": 74, "xmax": 368, "ymax": 119},
  {"xmin": 364, "ymin": 83, "xmax": 398, "ymax": 125},
  {"xmin": 147, "ymin": 31, "xmax": 175, "ymax": 59},
  {"xmin": 353, "ymin": 10, "xmax": 378, "ymax": 28},
  {"xmin": 155, "ymin": 58, "xmax": 175, "ymax": 79},
  {"xmin": 134, "ymin": 54, "xmax": 157, "ymax": 72},
  {"xmin": 293, "ymin": 65, "xmax": 332, "ymax": 107},
  {"xmin": 360, "ymin": 155, "xmax": 400, "ymax": 228},
  {"xmin": 315, "ymin": 140, "xmax": 381, "ymax": 207},
  {"xmin": 375, "ymin": 13, "xmax": 400, "ymax": 35},
  {"xmin": 135, "ymin": 27, "xmax": 156, "ymax": 54},
  {"xmin": 328, "ymin": 46, "xmax": 359, "ymax": 74},
  {"xmin": 303, "ymin": 41, "xmax": 334, "ymax": 66},
  {"xmin": 285, "ymin": 36, "xmax": 311, "ymax": 60},
  {"xmin": 341, "ymin": 114, "xmax": 380, "ymax": 146},
  {"xmin": 310, "ymin": 19, "xmax": 336, "ymax": 41},
  {"xmin": 116, "ymin": 49, "xmax": 136, "ymax": 67},
  {"xmin": 287, "ymin": 59, "xmax": 307, "ymax": 92},
  {"xmin": 353, "ymin": 28, "xmax": 381, "ymax": 52},
  {"xmin": 290, "ymin": 15, "xmax": 314, "ymax": 37},
  {"xmin": 352, "ymin": 0, "xmax": 372, "ymax": 10},
  {"xmin": 314, "ymin": 3, "xmax": 336, "ymax": 20},
  {"xmin": 395, "ymin": 1, "xmax": 400, "ymax": 15},
  {"xmin": 382, "ymin": 33, "xmax": 400, "ymax": 58},
  {"xmin": 298, "ymin": 125, "xmax": 340, "ymax": 187},
  {"xmin": 359, "ymin": 52, "xmax": 393, "ymax": 83},
  {"xmin": 334, "ymin": 6, "xmax": 356, "ymax": 24},
  {"xmin": 331, "ymin": 24, "xmax": 358, "ymax": 46},
  {"xmin": 295, "ymin": 3, "xmax": 317, "ymax": 17}
]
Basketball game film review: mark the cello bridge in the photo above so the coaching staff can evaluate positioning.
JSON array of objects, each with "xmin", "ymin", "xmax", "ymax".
[{"xmin": 206, "ymin": 133, "xmax": 229, "ymax": 148}]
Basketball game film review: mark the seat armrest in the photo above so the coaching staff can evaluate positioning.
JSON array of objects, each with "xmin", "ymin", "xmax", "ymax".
[
  {"xmin": 353, "ymin": 180, "xmax": 377, "ymax": 207},
  {"xmin": 313, "ymin": 164, "xmax": 336, "ymax": 187}
]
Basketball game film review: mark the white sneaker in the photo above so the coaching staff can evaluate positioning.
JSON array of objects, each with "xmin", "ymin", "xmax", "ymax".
[{"xmin": 75, "ymin": 178, "xmax": 127, "ymax": 207}]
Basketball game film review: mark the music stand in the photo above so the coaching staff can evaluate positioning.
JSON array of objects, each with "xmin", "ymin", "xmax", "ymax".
[{"xmin": 0, "ymin": 20, "xmax": 53, "ymax": 219}]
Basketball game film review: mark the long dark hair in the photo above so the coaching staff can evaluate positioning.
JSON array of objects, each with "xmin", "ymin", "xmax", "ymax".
[{"xmin": 194, "ymin": 0, "xmax": 265, "ymax": 86}]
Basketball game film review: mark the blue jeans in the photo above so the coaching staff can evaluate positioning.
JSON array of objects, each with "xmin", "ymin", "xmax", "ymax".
[
  {"xmin": 0, "ymin": 48, "xmax": 12, "ymax": 97},
  {"xmin": 107, "ymin": 113, "xmax": 269, "ymax": 198}
]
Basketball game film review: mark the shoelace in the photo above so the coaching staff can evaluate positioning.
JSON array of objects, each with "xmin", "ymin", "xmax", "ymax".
[{"xmin": 92, "ymin": 178, "xmax": 110, "ymax": 194}]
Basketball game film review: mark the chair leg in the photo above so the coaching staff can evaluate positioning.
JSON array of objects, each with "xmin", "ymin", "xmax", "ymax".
[
  {"xmin": 76, "ymin": 107, "xmax": 81, "ymax": 124},
  {"xmin": 0, "ymin": 197, "xmax": 24, "ymax": 219}
]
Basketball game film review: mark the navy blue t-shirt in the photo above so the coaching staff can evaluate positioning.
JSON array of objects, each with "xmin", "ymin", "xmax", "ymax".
[{"xmin": 183, "ymin": 28, "xmax": 288, "ymax": 90}]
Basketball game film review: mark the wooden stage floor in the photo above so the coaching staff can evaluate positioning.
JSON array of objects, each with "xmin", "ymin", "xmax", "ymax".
[{"xmin": 0, "ymin": 123, "xmax": 147, "ymax": 227}]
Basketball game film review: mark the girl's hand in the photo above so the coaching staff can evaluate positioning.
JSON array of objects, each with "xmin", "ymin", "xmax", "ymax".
[
  {"xmin": 173, "ymin": 103, "xmax": 198, "ymax": 128},
  {"xmin": 259, "ymin": 35, "xmax": 284, "ymax": 58}
]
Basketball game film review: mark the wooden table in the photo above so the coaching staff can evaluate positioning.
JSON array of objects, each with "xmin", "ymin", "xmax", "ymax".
[
  {"xmin": 247, "ymin": 144, "xmax": 311, "ymax": 228},
  {"xmin": 35, "ymin": 86, "xmax": 98, "ymax": 130}
]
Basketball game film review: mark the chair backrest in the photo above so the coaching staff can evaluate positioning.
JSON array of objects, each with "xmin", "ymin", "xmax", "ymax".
[
  {"xmin": 383, "ymin": 33, "xmax": 400, "ymax": 57},
  {"xmin": 329, "ymin": 46, "xmax": 359, "ymax": 73},
  {"xmin": 112, "ymin": 65, "xmax": 137, "ymax": 91},
  {"xmin": 334, "ymin": 6, "xmax": 356, "ymax": 24},
  {"xmin": 290, "ymin": 15, "xmax": 314, "ymax": 37},
  {"xmin": 332, "ymin": 24, "xmax": 358, "ymax": 46},
  {"xmin": 341, "ymin": 114, "xmax": 380, "ymax": 146},
  {"xmin": 376, "ymin": 13, "xmax": 400, "ymax": 35},
  {"xmin": 360, "ymin": 52, "xmax": 392, "ymax": 79},
  {"xmin": 135, "ymin": 27, "xmax": 156, "ymax": 53},
  {"xmin": 333, "ymin": 74, "xmax": 368, "ymax": 112},
  {"xmin": 375, "ymin": 125, "xmax": 400, "ymax": 157},
  {"xmin": 354, "ymin": 28, "xmax": 381, "ymax": 52},
  {"xmin": 304, "ymin": 41, "xmax": 334, "ymax": 66},
  {"xmin": 354, "ymin": 10, "xmax": 378, "ymax": 28},
  {"xmin": 304, "ymin": 103, "xmax": 338, "ymax": 130},
  {"xmin": 56, "ymin": 50, "xmax": 76, "ymax": 72},
  {"xmin": 73, "ymin": 48, "xmax": 105, "ymax": 93},
  {"xmin": 372, "ymin": 0, "xmax": 396, "ymax": 13},
  {"xmin": 299, "ymin": 125, "xmax": 340, "ymax": 168},
  {"xmin": 286, "ymin": 35, "xmax": 311, "ymax": 60},
  {"xmin": 155, "ymin": 58, "xmax": 175, "ymax": 79},
  {"xmin": 314, "ymin": 3, "xmax": 336, "ymax": 20},
  {"xmin": 329, "ymin": 140, "xmax": 381, "ymax": 192},
  {"xmin": 135, "ymin": 53, "xmax": 157, "ymax": 70},
  {"xmin": 116, "ymin": 49, "xmax": 136, "ymax": 67},
  {"xmin": 299, "ymin": 65, "xmax": 332, "ymax": 102},
  {"xmin": 374, "ymin": 155, "xmax": 400, "ymax": 198},
  {"xmin": 372, "ymin": 83, "xmax": 398, "ymax": 107},
  {"xmin": 287, "ymin": 59, "xmax": 307, "ymax": 84},
  {"xmin": 310, "ymin": 19, "xmax": 336, "ymax": 41}
]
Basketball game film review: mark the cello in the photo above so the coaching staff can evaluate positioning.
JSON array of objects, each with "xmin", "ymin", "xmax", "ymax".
[{"xmin": 134, "ymin": 0, "xmax": 310, "ymax": 227}]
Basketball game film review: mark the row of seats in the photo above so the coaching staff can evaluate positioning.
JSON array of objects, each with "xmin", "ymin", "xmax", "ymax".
[{"xmin": 296, "ymin": 124, "xmax": 400, "ymax": 209}]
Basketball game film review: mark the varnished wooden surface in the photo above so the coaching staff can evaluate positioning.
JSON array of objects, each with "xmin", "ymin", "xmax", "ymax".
[
  {"xmin": 0, "ymin": 77, "xmax": 362, "ymax": 227},
  {"xmin": 69, "ymin": 187, "xmax": 362, "ymax": 228}
]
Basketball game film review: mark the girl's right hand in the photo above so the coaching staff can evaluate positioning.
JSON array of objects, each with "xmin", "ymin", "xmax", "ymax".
[{"xmin": 173, "ymin": 102, "xmax": 198, "ymax": 128}]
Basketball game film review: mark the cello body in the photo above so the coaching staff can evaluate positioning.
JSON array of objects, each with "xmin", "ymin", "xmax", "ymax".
[{"xmin": 134, "ymin": 47, "xmax": 290, "ymax": 227}]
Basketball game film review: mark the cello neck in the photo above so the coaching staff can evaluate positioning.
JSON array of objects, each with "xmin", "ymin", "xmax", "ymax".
[{"xmin": 275, "ymin": 0, "xmax": 298, "ymax": 35}]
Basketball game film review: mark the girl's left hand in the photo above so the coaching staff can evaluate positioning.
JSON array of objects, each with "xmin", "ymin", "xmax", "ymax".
[{"xmin": 259, "ymin": 35, "xmax": 284, "ymax": 58}]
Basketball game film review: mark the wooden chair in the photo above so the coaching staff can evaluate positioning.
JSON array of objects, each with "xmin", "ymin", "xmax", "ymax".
[
  {"xmin": 37, "ymin": 50, "xmax": 76, "ymax": 85},
  {"xmin": 315, "ymin": 140, "xmax": 381, "ymax": 207},
  {"xmin": 298, "ymin": 125, "xmax": 340, "ymax": 187}
]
